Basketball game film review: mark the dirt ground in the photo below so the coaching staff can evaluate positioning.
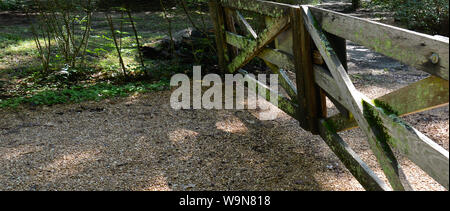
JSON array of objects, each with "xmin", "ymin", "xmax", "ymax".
[{"xmin": 0, "ymin": 39, "xmax": 448, "ymax": 191}]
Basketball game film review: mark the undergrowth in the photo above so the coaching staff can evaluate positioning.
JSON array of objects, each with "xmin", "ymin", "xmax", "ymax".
[{"xmin": 0, "ymin": 80, "xmax": 169, "ymax": 108}]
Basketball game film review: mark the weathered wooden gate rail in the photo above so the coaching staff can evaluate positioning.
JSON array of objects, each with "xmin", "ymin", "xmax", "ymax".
[{"xmin": 209, "ymin": 0, "xmax": 449, "ymax": 191}]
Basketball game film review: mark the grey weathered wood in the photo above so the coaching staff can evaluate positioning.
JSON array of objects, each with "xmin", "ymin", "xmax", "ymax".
[
  {"xmin": 221, "ymin": 0, "xmax": 297, "ymax": 17},
  {"xmin": 326, "ymin": 32, "xmax": 348, "ymax": 71},
  {"xmin": 314, "ymin": 65, "xmax": 341, "ymax": 101},
  {"xmin": 314, "ymin": 65, "xmax": 352, "ymax": 119},
  {"xmin": 225, "ymin": 31, "xmax": 295, "ymax": 71},
  {"xmin": 225, "ymin": 16, "xmax": 291, "ymax": 73},
  {"xmin": 235, "ymin": 11, "xmax": 258, "ymax": 39},
  {"xmin": 259, "ymin": 49, "xmax": 295, "ymax": 71},
  {"xmin": 275, "ymin": 28, "xmax": 294, "ymax": 55},
  {"xmin": 315, "ymin": 57, "xmax": 450, "ymax": 189},
  {"xmin": 318, "ymin": 119, "xmax": 390, "ymax": 191},
  {"xmin": 310, "ymin": 7, "xmax": 449, "ymax": 81},
  {"xmin": 227, "ymin": 15, "xmax": 289, "ymax": 73},
  {"xmin": 373, "ymin": 104, "xmax": 450, "ymax": 189},
  {"xmin": 325, "ymin": 32, "xmax": 351, "ymax": 119},
  {"xmin": 377, "ymin": 76, "xmax": 449, "ymax": 116},
  {"xmin": 212, "ymin": 0, "xmax": 449, "ymax": 191},
  {"xmin": 225, "ymin": 29, "xmax": 298, "ymax": 102},
  {"xmin": 265, "ymin": 61, "xmax": 298, "ymax": 101},
  {"xmin": 238, "ymin": 69, "xmax": 299, "ymax": 120},
  {"xmin": 302, "ymin": 5, "xmax": 411, "ymax": 191},
  {"xmin": 327, "ymin": 76, "xmax": 450, "ymax": 132}
]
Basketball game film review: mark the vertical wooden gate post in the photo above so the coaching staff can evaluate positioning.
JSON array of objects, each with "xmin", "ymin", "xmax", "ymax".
[
  {"xmin": 292, "ymin": 7, "xmax": 326, "ymax": 134},
  {"xmin": 209, "ymin": 0, "xmax": 229, "ymax": 73},
  {"xmin": 224, "ymin": 8, "xmax": 239, "ymax": 59},
  {"xmin": 291, "ymin": 7, "xmax": 308, "ymax": 130}
]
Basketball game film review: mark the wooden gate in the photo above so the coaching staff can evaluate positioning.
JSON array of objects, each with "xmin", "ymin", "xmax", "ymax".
[{"xmin": 209, "ymin": 0, "xmax": 449, "ymax": 191}]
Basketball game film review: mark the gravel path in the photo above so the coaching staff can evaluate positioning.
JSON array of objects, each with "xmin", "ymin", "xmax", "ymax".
[{"xmin": 0, "ymin": 45, "xmax": 448, "ymax": 191}]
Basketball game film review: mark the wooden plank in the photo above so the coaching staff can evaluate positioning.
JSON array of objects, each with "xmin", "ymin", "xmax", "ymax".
[
  {"xmin": 316, "ymin": 31, "xmax": 351, "ymax": 120},
  {"xmin": 225, "ymin": 31, "xmax": 253, "ymax": 48},
  {"xmin": 220, "ymin": 0, "xmax": 296, "ymax": 17},
  {"xmin": 326, "ymin": 32, "xmax": 348, "ymax": 71},
  {"xmin": 300, "ymin": 7, "xmax": 325, "ymax": 134},
  {"xmin": 314, "ymin": 65, "xmax": 341, "ymax": 101},
  {"xmin": 226, "ymin": 16, "xmax": 290, "ymax": 73},
  {"xmin": 302, "ymin": 5, "xmax": 412, "ymax": 191},
  {"xmin": 230, "ymin": 10, "xmax": 249, "ymax": 37},
  {"xmin": 327, "ymin": 76, "xmax": 450, "ymax": 132},
  {"xmin": 314, "ymin": 65, "xmax": 352, "ymax": 119},
  {"xmin": 291, "ymin": 7, "xmax": 308, "ymax": 131},
  {"xmin": 318, "ymin": 119, "xmax": 390, "ymax": 191},
  {"xmin": 235, "ymin": 11, "xmax": 258, "ymax": 39},
  {"xmin": 377, "ymin": 76, "xmax": 449, "ymax": 116},
  {"xmin": 313, "ymin": 50, "xmax": 325, "ymax": 65},
  {"xmin": 272, "ymin": 29, "xmax": 326, "ymax": 66},
  {"xmin": 275, "ymin": 28, "xmax": 294, "ymax": 55},
  {"xmin": 325, "ymin": 32, "xmax": 350, "ymax": 119},
  {"xmin": 224, "ymin": 8, "xmax": 239, "ymax": 59},
  {"xmin": 265, "ymin": 61, "xmax": 298, "ymax": 101},
  {"xmin": 225, "ymin": 31, "xmax": 295, "ymax": 70},
  {"xmin": 259, "ymin": 49, "xmax": 295, "ymax": 71},
  {"xmin": 368, "ymin": 101, "xmax": 450, "ymax": 189},
  {"xmin": 225, "ymin": 25, "xmax": 297, "ymax": 102},
  {"xmin": 310, "ymin": 7, "xmax": 449, "ymax": 81},
  {"xmin": 209, "ymin": 0, "xmax": 229, "ymax": 73},
  {"xmin": 238, "ymin": 69, "xmax": 299, "ymax": 120},
  {"xmin": 314, "ymin": 52, "xmax": 450, "ymax": 189}
]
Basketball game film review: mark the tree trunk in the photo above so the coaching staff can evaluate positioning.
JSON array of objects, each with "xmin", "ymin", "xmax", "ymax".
[{"xmin": 352, "ymin": 0, "xmax": 360, "ymax": 10}]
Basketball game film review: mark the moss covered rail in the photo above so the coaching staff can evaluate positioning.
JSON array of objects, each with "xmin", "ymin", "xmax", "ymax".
[{"xmin": 209, "ymin": 0, "xmax": 449, "ymax": 191}]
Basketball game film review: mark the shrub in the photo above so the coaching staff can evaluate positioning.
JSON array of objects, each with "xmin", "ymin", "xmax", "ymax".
[
  {"xmin": 370, "ymin": 0, "xmax": 449, "ymax": 36},
  {"xmin": 0, "ymin": 80, "xmax": 170, "ymax": 108}
]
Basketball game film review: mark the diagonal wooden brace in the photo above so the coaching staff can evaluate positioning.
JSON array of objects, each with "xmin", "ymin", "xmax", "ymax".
[
  {"xmin": 227, "ymin": 15, "xmax": 290, "ymax": 73},
  {"xmin": 301, "ymin": 5, "xmax": 413, "ymax": 190}
]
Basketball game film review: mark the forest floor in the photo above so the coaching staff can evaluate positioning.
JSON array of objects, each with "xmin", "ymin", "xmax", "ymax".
[{"xmin": 0, "ymin": 3, "xmax": 448, "ymax": 191}]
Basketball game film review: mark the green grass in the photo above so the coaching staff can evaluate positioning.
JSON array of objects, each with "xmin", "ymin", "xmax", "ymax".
[
  {"xmin": 0, "ymin": 11, "xmax": 206, "ymax": 75},
  {"xmin": 0, "ymin": 80, "xmax": 170, "ymax": 108}
]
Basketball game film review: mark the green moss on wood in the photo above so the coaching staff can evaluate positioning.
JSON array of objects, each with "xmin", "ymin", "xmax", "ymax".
[
  {"xmin": 374, "ymin": 99, "xmax": 400, "ymax": 116},
  {"xmin": 363, "ymin": 101, "xmax": 398, "ymax": 149}
]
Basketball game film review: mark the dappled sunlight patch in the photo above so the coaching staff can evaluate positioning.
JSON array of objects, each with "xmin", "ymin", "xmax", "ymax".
[
  {"xmin": 0, "ymin": 39, "xmax": 40, "ymax": 73},
  {"xmin": 168, "ymin": 129, "xmax": 199, "ymax": 143},
  {"xmin": 142, "ymin": 175, "xmax": 172, "ymax": 191},
  {"xmin": 0, "ymin": 144, "xmax": 44, "ymax": 161},
  {"xmin": 215, "ymin": 117, "xmax": 248, "ymax": 134},
  {"xmin": 35, "ymin": 149, "xmax": 102, "ymax": 181},
  {"xmin": 3, "ymin": 40, "xmax": 37, "ymax": 55},
  {"xmin": 247, "ymin": 100, "xmax": 283, "ymax": 122},
  {"xmin": 124, "ymin": 93, "xmax": 144, "ymax": 104}
]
